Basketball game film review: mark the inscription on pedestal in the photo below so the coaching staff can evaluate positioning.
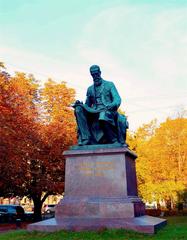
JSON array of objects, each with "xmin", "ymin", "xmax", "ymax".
[
  {"xmin": 77, "ymin": 161, "xmax": 116, "ymax": 177},
  {"xmin": 65, "ymin": 153, "xmax": 127, "ymax": 197}
]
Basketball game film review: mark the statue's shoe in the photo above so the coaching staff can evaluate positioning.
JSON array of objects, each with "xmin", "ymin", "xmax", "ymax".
[{"xmin": 78, "ymin": 139, "xmax": 90, "ymax": 146}]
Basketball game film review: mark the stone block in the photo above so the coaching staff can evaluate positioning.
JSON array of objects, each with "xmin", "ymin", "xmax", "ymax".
[{"xmin": 28, "ymin": 146, "xmax": 166, "ymax": 234}]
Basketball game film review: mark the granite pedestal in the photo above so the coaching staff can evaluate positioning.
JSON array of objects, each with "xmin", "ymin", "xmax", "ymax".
[{"xmin": 28, "ymin": 145, "xmax": 166, "ymax": 234}]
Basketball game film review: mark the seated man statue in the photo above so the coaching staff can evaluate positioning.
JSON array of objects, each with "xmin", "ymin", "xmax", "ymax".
[{"xmin": 73, "ymin": 65, "xmax": 128, "ymax": 146}]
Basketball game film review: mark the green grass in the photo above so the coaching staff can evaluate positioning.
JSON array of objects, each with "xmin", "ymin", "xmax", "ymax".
[{"xmin": 0, "ymin": 216, "xmax": 187, "ymax": 240}]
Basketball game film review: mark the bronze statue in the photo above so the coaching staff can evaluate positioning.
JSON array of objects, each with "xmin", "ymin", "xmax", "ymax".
[{"xmin": 73, "ymin": 65, "xmax": 128, "ymax": 146}]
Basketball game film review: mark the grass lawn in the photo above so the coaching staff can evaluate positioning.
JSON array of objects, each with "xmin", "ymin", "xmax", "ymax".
[{"xmin": 0, "ymin": 216, "xmax": 186, "ymax": 240}]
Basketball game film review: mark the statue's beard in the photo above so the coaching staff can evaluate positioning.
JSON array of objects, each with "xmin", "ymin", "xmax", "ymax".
[{"xmin": 94, "ymin": 78, "xmax": 102, "ymax": 86}]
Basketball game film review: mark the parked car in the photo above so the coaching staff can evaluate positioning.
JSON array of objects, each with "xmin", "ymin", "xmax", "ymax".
[
  {"xmin": 0, "ymin": 205, "xmax": 25, "ymax": 222},
  {"xmin": 43, "ymin": 204, "xmax": 56, "ymax": 214},
  {"xmin": 24, "ymin": 211, "xmax": 34, "ymax": 222},
  {"xmin": 0, "ymin": 210, "xmax": 8, "ymax": 223}
]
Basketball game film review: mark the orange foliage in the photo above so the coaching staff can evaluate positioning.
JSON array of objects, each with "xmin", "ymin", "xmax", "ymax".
[
  {"xmin": 128, "ymin": 118, "xmax": 187, "ymax": 205},
  {"xmin": 0, "ymin": 69, "xmax": 76, "ymax": 220}
]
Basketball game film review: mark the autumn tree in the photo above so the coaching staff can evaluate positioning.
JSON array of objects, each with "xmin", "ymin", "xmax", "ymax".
[
  {"xmin": 0, "ymin": 61, "xmax": 5, "ymax": 69},
  {"xmin": 0, "ymin": 66, "xmax": 76, "ymax": 220},
  {"xmin": 147, "ymin": 117, "xmax": 187, "ymax": 207},
  {"xmin": 127, "ymin": 120, "xmax": 157, "ymax": 200},
  {"xmin": 0, "ymin": 70, "xmax": 39, "ymax": 197},
  {"xmin": 29, "ymin": 79, "xmax": 76, "ymax": 220},
  {"xmin": 128, "ymin": 117, "xmax": 187, "ymax": 208}
]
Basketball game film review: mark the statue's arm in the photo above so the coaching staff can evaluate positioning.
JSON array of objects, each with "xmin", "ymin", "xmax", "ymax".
[
  {"xmin": 107, "ymin": 82, "xmax": 121, "ymax": 110},
  {"xmin": 85, "ymin": 87, "xmax": 92, "ymax": 107},
  {"xmin": 72, "ymin": 88, "xmax": 92, "ymax": 109}
]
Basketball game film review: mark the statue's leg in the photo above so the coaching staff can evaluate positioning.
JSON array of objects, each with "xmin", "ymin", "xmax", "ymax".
[
  {"xmin": 74, "ymin": 106, "xmax": 91, "ymax": 145},
  {"xmin": 117, "ymin": 114, "xmax": 128, "ymax": 145},
  {"xmin": 100, "ymin": 121, "xmax": 118, "ymax": 144},
  {"xmin": 89, "ymin": 113, "xmax": 104, "ymax": 143}
]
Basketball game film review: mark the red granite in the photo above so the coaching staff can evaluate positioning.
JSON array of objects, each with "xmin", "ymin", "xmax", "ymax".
[
  {"xmin": 28, "ymin": 216, "xmax": 166, "ymax": 234},
  {"xmin": 28, "ymin": 146, "xmax": 167, "ymax": 234}
]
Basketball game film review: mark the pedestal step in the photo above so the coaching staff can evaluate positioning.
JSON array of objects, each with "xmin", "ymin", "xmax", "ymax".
[
  {"xmin": 55, "ymin": 197, "xmax": 145, "ymax": 219},
  {"xmin": 28, "ymin": 215, "xmax": 167, "ymax": 234}
]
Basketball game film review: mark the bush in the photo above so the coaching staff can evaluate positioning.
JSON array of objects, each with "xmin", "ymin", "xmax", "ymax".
[{"xmin": 145, "ymin": 208, "xmax": 161, "ymax": 217}]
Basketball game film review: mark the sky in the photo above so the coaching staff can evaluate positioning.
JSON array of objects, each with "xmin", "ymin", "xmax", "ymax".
[{"xmin": 0, "ymin": 0, "xmax": 187, "ymax": 131}]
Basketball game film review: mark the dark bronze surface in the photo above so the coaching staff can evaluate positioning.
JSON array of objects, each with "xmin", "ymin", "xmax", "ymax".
[{"xmin": 73, "ymin": 65, "xmax": 128, "ymax": 146}]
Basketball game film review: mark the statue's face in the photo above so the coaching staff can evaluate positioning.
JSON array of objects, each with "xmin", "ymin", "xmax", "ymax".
[{"xmin": 90, "ymin": 69, "xmax": 102, "ymax": 86}]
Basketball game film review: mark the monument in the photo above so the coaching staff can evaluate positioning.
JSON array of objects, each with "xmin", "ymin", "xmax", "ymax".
[
  {"xmin": 72, "ymin": 65, "xmax": 128, "ymax": 146},
  {"xmin": 28, "ymin": 65, "xmax": 166, "ymax": 234}
]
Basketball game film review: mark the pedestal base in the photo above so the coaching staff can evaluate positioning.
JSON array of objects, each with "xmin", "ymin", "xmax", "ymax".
[
  {"xmin": 27, "ymin": 215, "xmax": 167, "ymax": 234},
  {"xmin": 28, "ymin": 146, "xmax": 167, "ymax": 234},
  {"xmin": 55, "ymin": 196, "xmax": 145, "ymax": 219}
]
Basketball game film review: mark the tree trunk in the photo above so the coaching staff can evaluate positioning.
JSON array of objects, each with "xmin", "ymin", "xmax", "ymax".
[
  {"xmin": 32, "ymin": 195, "xmax": 42, "ymax": 222},
  {"xmin": 171, "ymin": 198, "xmax": 174, "ymax": 210},
  {"xmin": 32, "ymin": 192, "xmax": 51, "ymax": 222}
]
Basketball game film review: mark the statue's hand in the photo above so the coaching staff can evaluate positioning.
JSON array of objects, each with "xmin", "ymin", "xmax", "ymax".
[
  {"xmin": 71, "ymin": 100, "xmax": 83, "ymax": 108},
  {"xmin": 106, "ymin": 103, "xmax": 116, "ymax": 111},
  {"xmin": 75, "ymin": 100, "xmax": 82, "ymax": 105}
]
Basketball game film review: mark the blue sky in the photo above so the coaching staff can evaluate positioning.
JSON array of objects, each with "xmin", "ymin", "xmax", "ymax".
[{"xmin": 0, "ymin": 0, "xmax": 187, "ymax": 130}]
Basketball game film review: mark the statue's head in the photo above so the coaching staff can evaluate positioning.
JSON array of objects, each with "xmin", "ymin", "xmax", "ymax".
[{"xmin": 90, "ymin": 65, "xmax": 102, "ymax": 86}]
